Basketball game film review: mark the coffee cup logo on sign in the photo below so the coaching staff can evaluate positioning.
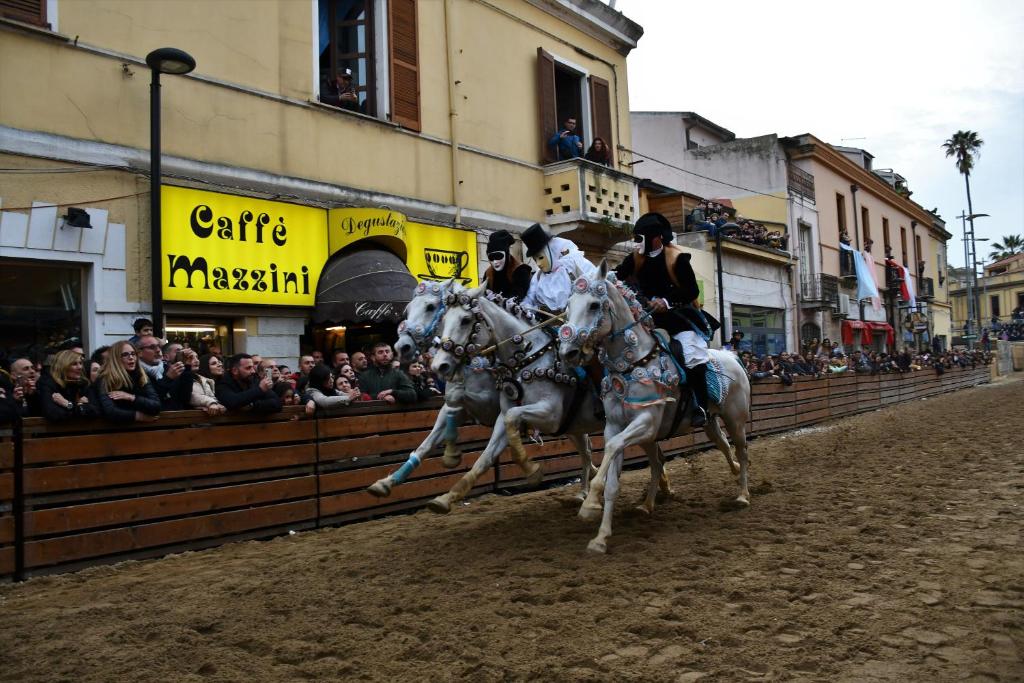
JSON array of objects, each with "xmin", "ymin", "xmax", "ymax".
[{"xmin": 420, "ymin": 248, "xmax": 471, "ymax": 284}]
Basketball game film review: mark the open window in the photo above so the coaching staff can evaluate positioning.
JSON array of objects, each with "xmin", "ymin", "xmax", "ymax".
[
  {"xmin": 0, "ymin": 0, "xmax": 47, "ymax": 27},
  {"xmin": 537, "ymin": 48, "xmax": 613, "ymax": 166},
  {"xmin": 317, "ymin": 0, "xmax": 420, "ymax": 131}
]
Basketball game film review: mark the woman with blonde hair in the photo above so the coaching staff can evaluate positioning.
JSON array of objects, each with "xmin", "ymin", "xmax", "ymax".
[
  {"xmin": 36, "ymin": 349, "xmax": 97, "ymax": 421},
  {"xmin": 94, "ymin": 340, "xmax": 161, "ymax": 422}
]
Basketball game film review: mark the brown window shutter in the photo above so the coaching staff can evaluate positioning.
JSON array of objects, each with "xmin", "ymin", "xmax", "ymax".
[
  {"xmin": 589, "ymin": 75, "xmax": 613, "ymax": 168},
  {"xmin": 0, "ymin": 0, "xmax": 47, "ymax": 26},
  {"xmin": 388, "ymin": 0, "xmax": 420, "ymax": 132},
  {"xmin": 537, "ymin": 48, "xmax": 557, "ymax": 164}
]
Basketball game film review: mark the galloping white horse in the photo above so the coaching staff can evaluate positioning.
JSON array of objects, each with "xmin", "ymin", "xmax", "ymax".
[
  {"xmin": 426, "ymin": 285, "xmax": 599, "ymax": 513},
  {"xmin": 559, "ymin": 262, "xmax": 752, "ymax": 553},
  {"xmin": 367, "ymin": 280, "xmax": 501, "ymax": 497}
]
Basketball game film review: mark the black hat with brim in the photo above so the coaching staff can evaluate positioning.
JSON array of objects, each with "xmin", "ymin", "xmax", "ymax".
[
  {"xmin": 522, "ymin": 223, "xmax": 552, "ymax": 258},
  {"xmin": 634, "ymin": 212, "xmax": 672, "ymax": 240},
  {"xmin": 487, "ymin": 229, "xmax": 516, "ymax": 255}
]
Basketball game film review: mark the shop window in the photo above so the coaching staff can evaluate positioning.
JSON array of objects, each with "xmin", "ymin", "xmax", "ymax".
[
  {"xmin": 537, "ymin": 48, "xmax": 613, "ymax": 166},
  {"xmin": 0, "ymin": 0, "xmax": 47, "ymax": 27},
  {"xmin": 317, "ymin": 0, "xmax": 420, "ymax": 130},
  {"xmin": 0, "ymin": 260, "xmax": 82, "ymax": 356},
  {"xmin": 165, "ymin": 319, "xmax": 234, "ymax": 356},
  {"xmin": 731, "ymin": 304, "xmax": 786, "ymax": 357}
]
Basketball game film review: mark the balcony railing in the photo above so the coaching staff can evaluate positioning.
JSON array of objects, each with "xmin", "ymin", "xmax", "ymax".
[
  {"xmin": 543, "ymin": 158, "xmax": 639, "ymax": 229},
  {"xmin": 919, "ymin": 277, "xmax": 935, "ymax": 299},
  {"xmin": 800, "ymin": 273, "xmax": 839, "ymax": 310},
  {"xmin": 787, "ymin": 163, "xmax": 815, "ymax": 202},
  {"xmin": 840, "ymin": 250, "xmax": 857, "ymax": 279},
  {"xmin": 886, "ymin": 265, "xmax": 903, "ymax": 291}
]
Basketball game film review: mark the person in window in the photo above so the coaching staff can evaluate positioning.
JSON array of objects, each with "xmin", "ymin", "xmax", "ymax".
[
  {"xmin": 216, "ymin": 353, "xmax": 282, "ymax": 414},
  {"xmin": 94, "ymin": 341, "xmax": 161, "ymax": 423},
  {"xmin": 358, "ymin": 342, "xmax": 417, "ymax": 404},
  {"xmin": 302, "ymin": 364, "xmax": 361, "ymax": 415},
  {"xmin": 584, "ymin": 137, "xmax": 612, "ymax": 166},
  {"xmin": 548, "ymin": 116, "xmax": 583, "ymax": 160},
  {"xmin": 36, "ymin": 350, "xmax": 97, "ymax": 422},
  {"xmin": 321, "ymin": 68, "xmax": 359, "ymax": 112},
  {"xmin": 189, "ymin": 351, "xmax": 226, "ymax": 416},
  {"xmin": 483, "ymin": 229, "xmax": 532, "ymax": 301},
  {"xmin": 522, "ymin": 223, "xmax": 597, "ymax": 315}
]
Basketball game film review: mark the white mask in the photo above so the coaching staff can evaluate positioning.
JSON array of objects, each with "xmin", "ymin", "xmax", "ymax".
[
  {"xmin": 534, "ymin": 249, "xmax": 552, "ymax": 273},
  {"xmin": 490, "ymin": 255, "xmax": 506, "ymax": 272},
  {"xmin": 633, "ymin": 235, "xmax": 645, "ymax": 254}
]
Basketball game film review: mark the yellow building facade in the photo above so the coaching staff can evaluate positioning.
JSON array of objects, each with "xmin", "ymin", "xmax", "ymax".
[
  {"xmin": 950, "ymin": 253, "xmax": 1024, "ymax": 340},
  {"xmin": 0, "ymin": 0, "xmax": 643, "ymax": 364}
]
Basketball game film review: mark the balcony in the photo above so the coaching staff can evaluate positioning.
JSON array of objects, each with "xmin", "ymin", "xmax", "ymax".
[
  {"xmin": 919, "ymin": 276, "xmax": 935, "ymax": 300},
  {"xmin": 543, "ymin": 159, "xmax": 639, "ymax": 251},
  {"xmin": 800, "ymin": 273, "xmax": 839, "ymax": 310},
  {"xmin": 885, "ymin": 265, "xmax": 903, "ymax": 292},
  {"xmin": 787, "ymin": 163, "xmax": 815, "ymax": 202},
  {"xmin": 840, "ymin": 250, "xmax": 857, "ymax": 282}
]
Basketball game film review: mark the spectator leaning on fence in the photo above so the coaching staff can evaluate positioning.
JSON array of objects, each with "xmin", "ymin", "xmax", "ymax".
[
  {"xmin": 188, "ymin": 352, "xmax": 226, "ymax": 416},
  {"xmin": 135, "ymin": 335, "xmax": 193, "ymax": 410},
  {"xmin": 5, "ymin": 356, "xmax": 41, "ymax": 416},
  {"xmin": 301, "ymin": 363, "xmax": 361, "ymax": 416},
  {"xmin": 216, "ymin": 353, "xmax": 282, "ymax": 414},
  {"xmin": 357, "ymin": 342, "xmax": 417, "ymax": 404},
  {"xmin": 37, "ymin": 349, "xmax": 97, "ymax": 422},
  {"xmin": 93, "ymin": 340, "xmax": 161, "ymax": 423}
]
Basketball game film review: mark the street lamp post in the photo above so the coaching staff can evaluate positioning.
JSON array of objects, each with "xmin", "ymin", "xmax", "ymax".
[
  {"xmin": 715, "ymin": 223, "xmax": 740, "ymax": 346},
  {"xmin": 146, "ymin": 47, "xmax": 196, "ymax": 339},
  {"xmin": 956, "ymin": 211, "xmax": 989, "ymax": 347}
]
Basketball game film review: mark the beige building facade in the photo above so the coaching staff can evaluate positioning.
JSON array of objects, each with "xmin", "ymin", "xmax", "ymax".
[
  {"xmin": 950, "ymin": 253, "xmax": 1024, "ymax": 341},
  {"xmin": 0, "ymin": 0, "xmax": 642, "ymax": 364}
]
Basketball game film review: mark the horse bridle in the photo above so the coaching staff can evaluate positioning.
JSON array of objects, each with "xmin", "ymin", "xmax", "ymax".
[{"xmin": 398, "ymin": 281, "xmax": 449, "ymax": 352}]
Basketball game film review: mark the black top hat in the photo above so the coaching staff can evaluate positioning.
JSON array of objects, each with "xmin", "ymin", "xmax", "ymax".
[
  {"xmin": 521, "ymin": 223, "xmax": 552, "ymax": 258},
  {"xmin": 633, "ymin": 212, "xmax": 672, "ymax": 240},
  {"xmin": 487, "ymin": 229, "xmax": 516, "ymax": 255}
]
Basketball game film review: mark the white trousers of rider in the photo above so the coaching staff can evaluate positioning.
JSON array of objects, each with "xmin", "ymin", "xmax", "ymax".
[{"xmin": 672, "ymin": 330, "xmax": 709, "ymax": 369}]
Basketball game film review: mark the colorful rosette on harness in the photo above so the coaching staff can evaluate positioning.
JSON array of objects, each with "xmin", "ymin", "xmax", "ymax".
[
  {"xmin": 397, "ymin": 320, "xmax": 408, "ymax": 334},
  {"xmin": 416, "ymin": 282, "xmax": 428, "ymax": 295},
  {"xmin": 574, "ymin": 277, "xmax": 590, "ymax": 293},
  {"xmin": 559, "ymin": 324, "xmax": 575, "ymax": 342}
]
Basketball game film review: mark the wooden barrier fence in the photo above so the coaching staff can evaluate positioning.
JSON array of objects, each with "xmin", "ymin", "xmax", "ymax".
[{"xmin": 2, "ymin": 366, "xmax": 989, "ymax": 579}]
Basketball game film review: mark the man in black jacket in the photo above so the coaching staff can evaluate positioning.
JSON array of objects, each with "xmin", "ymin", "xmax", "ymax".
[
  {"xmin": 135, "ymin": 336, "xmax": 192, "ymax": 410},
  {"xmin": 614, "ymin": 212, "xmax": 720, "ymax": 426},
  {"xmin": 216, "ymin": 353, "xmax": 283, "ymax": 413},
  {"xmin": 482, "ymin": 229, "xmax": 532, "ymax": 301}
]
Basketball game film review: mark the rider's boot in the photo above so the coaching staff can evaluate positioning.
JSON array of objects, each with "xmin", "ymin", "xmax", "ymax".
[{"xmin": 684, "ymin": 362, "xmax": 709, "ymax": 428}]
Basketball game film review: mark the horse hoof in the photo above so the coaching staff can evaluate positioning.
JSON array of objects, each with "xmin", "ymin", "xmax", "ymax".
[
  {"xmin": 578, "ymin": 503, "xmax": 601, "ymax": 522},
  {"xmin": 426, "ymin": 496, "xmax": 452, "ymax": 514},
  {"xmin": 735, "ymin": 495, "xmax": 750, "ymax": 508},
  {"xmin": 573, "ymin": 490, "xmax": 588, "ymax": 502},
  {"xmin": 655, "ymin": 489, "xmax": 674, "ymax": 503},
  {"xmin": 366, "ymin": 479, "xmax": 392, "ymax": 498},
  {"xmin": 524, "ymin": 466, "xmax": 544, "ymax": 488},
  {"xmin": 441, "ymin": 452, "xmax": 462, "ymax": 469},
  {"xmin": 634, "ymin": 504, "xmax": 652, "ymax": 516},
  {"xmin": 586, "ymin": 539, "xmax": 607, "ymax": 554}
]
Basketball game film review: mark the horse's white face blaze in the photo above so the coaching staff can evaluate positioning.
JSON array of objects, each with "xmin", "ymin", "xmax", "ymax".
[
  {"xmin": 559, "ymin": 279, "xmax": 609, "ymax": 366},
  {"xmin": 397, "ymin": 292, "xmax": 442, "ymax": 362},
  {"xmin": 431, "ymin": 307, "xmax": 476, "ymax": 379}
]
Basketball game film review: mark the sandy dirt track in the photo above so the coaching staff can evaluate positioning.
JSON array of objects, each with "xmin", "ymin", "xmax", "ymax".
[{"xmin": 1, "ymin": 378, "xmax": 1022, "ymax": 682}]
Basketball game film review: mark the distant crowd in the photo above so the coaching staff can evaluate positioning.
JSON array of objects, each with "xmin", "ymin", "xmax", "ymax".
[
  {"xmin": 686, "ymin": 201, "xmax": 788, "ymax": 251},
  {"xmin": 0, "ymin": 318, "xmax": 446, "ymax": 425}
]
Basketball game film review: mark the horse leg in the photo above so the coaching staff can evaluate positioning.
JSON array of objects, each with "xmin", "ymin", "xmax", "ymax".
[
  {"xmin": 368, "ymin": 404, "xmax": 458, "ymax": 497},
  {"xmin": 655, "ymin": 443, "xmax": 674, "ymax": 502},
  {"xmin": 504, "ymin": 402, "xmax": 558, "ymax": 487},
  {"xmin": 723, "ymin": 414, "xmax": 750, "ymax": 507},
  {"xmin": 427, "ymin": 418, "xmax": 508, "ymax": 513},
  {"xmin": 441, "ymin": 408, "xmax": 464, "ymax": 468},
  {"xmin": 588, "ymin": 449, "xmax": 623, "ymax": 554},
  {"xmin": 636, "ymin": 442, "xmax": 663, "ymax": 515},
  {"xmin": 567, "ymin": 432, "xmax": 597, "ymax": 501},
  {"xmin": 704, "ymin": 415, "xmax": 739, "ymax": 476},
  {"xmin": 580, "ymin": 412, "xmax": 656, "ymax": 523}
]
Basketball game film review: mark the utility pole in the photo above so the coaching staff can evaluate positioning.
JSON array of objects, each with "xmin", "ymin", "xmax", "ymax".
[{"xmin": 956, "ymin": 211, "xmax": 989, "ymax": 348}]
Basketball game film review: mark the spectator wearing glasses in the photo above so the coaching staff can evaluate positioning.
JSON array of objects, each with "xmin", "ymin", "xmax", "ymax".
[
  {"xmin": 94, "ymin": 341, "xmax": 161, "ymax": 423},
  {"xmin": 216, "ymin": 353, "xmax": 282, "ymax": 414},
  {"xmin": 135, "ymin": 336, "xmax": 192, "ymax": 410},
  {"xmin": 483, "ymin": 230, "xmax": 532, "ymax": 301},
  {"xmin": 548, "ymin": 116, "xmax": 583, "ymax": 160},
  {"xmin": 36, "ymin": 349, "xmax": 97, "ymax": 421}
]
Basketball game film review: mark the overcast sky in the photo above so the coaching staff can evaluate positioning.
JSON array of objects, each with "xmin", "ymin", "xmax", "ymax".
[{"xmin": 615, "ymin": 0, "xmax": 1024, "ymax": 267}]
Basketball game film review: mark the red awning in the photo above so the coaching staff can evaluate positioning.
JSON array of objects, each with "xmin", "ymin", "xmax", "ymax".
[
  {"xmin": 841, "ymin": 319, "xmax": 871, "ymax": 346},
  {"xmin": 868, "ymin": 321, "xmax": 895, "ymax": 346}
]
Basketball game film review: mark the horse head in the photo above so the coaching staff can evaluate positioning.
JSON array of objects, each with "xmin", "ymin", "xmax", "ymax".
[
  {"xmin": 431, "ymin": 283, "xmax": 489, "ymax": 380},
  {"xmin": 559, "ymin": 259, "xmax": 616, "ymax": 367},
  {"xmin": 396, "ymin": 279, "xmax": 458, "ymax": 362}
]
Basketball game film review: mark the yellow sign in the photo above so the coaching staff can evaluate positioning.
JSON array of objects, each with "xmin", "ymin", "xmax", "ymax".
[
  {"xmin": 328, "ymin": 208, "xmax": 478, "ymax": 286},
  {"xmin": 161, "ymin": 186, "xmax": 328, "ymax": 306}
]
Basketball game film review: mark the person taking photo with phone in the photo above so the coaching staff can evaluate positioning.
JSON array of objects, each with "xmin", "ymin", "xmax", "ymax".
[{"xmin": 215, "ymin": 353, "xmax": 282, "ymax": 414}]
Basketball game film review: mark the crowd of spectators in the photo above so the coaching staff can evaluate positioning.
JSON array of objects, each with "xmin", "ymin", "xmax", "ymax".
[
  {"xmin": 983, "ymin": 308, "xmax": 1024, "ymax": 347},
  {"xmin": 0, "ymin": 317, "xmax": 446, "ymax": 425},
  {"xmin": 725, "ymin": 332, "xmax": 992, "ymax": 384},
  {"xmin": 686, "ymin": 201, "xmax": 788, "ymax": 251}
]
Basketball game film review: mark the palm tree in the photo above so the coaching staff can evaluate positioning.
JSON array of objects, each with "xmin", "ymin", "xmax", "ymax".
[
  {"xmin": 942, "ymin": 130, "xmax": 984, "ymax": 220},
  {"xmin": 989, "ymin": 234, "xmax": 1023, "ymax": 262}
]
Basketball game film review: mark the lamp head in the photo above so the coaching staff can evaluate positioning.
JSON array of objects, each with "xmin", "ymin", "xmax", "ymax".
[
  {"xmin": 719, "ymin": 222, "xmax": 740, "ymax": 236},
  {"xmin": 146, "ymin": 48, "xmax": 196, "ymax": 75}
]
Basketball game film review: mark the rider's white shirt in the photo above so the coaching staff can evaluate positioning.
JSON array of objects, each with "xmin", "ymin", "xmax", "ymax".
[{"xmin": 523, "ymin": 237, "xmax": 597, "ymax": 312}]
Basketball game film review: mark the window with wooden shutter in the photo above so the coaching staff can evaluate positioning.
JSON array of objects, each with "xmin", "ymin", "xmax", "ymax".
[
  {"xmin": 388, "ymin": 0, "xmax": 420, "ymax": 131},
  {"xmin": 537, "ymin": 48, "xmax": 557, "ymax": 164},
  {"xmin": 0, "ymin": 0, "xmax": 47, "ymax": 26},
  {"xmin": 588, "ymin": 75, "xmax": 613, "ymax": 168}
]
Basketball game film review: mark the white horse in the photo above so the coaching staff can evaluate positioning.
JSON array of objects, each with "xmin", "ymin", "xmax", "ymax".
[
  {"xmin": 426, "ymin": 285, "xmax": 599, "ymax": 513},
  {"xmin": 558, "ymin": 262, "xmax": 752, "ymax": 553},
  {"xmin": 367, "ymin": 280, "xmax": 501, "ymax": 497}
]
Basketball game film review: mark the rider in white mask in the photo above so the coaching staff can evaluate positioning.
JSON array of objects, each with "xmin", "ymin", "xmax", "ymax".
[
  {"xmin": 482, "ymin": 229, "xmax": 532, "ymax": 301},
  {"xmin": 521, "ymin": 223, "xmax": 597, "ymax": 314}
]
